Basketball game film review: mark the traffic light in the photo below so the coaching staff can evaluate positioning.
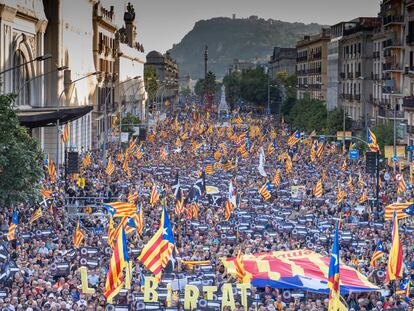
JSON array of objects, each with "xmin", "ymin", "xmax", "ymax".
[
  {"xmin": 366, "ymin": 152, "xmax": 377, "ymax": 175},
  {"xmin": 67, "ymin": 151, "xmax": 79, "ymax": 174}
]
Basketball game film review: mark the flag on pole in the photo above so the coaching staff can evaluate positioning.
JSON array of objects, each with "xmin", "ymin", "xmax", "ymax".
[
  {"xmin": 370, "ymin": 241, "xmax": 385, "ymax": 267},
  {"xmin": 328, "ymin": 224, "xmax": 340, "ymax": 310},
  {"xmin": 259, "ymin": 182, "xmax": 271, "ymax": 201},
  {"xmin": 61, "ymin": 123, "xmax": 70, "ymax": 144},
  {"xmin": 234, "ymin": 251, "xmax": 248, "ymax": 283},
  {"xmin": 134, "ymin": 205, "xmax": 144, "ymax": 236},
  {"xmin": 73, "ymin": 221, "xmax": 85, "ymax": 248},
  {"xmin": 313, "ymin": 179, "xmax": 323, "ymax": 198},
  {"xmin": 397, "ymin": 177, "xmax": 408, "ymax": 195},
  {"xmin": 138, "ymin": 206, "xmax": 175, "ymax": 282},
  {"xmin": 287, "ymin": 130, "xmax": 301, "ymax": 147},
  {"xmin": 7, "ymin": 210, "xmax": 18, "ymax": 241},
  {"xmin": 150, "ymin": 183, "xmax": 160, "ymax": 206},
  {"xmin": 386, "ymin": 210, "xmax": 403, "ymax": 282},
  {"xmin": 384, "ymin": 202, "xmax": 414, "ymax": 220},
  {"xmin": 103, "ymin": 202, "xmax": 137, "ymax": 218},
  {"xmin": 103, "ymin": 226, "xmax": 129, "ymax": 301},
  {"xmin": 29, "ymin": 208, "xmax": 42, "ymax": 225},
  {"xmin": 225, "ymin": 181, "xmax": 237, "ymax": 221},
  {"xmin": 107, "ymin": 216, "xmax": 115, "ymax": 248},
  {"xmin": 367, "ymin": 128, "xmax": 380, "ymax": 152},
  {"xmin": 106, "ymin": 158, "xmax": 115, "ymax": 176},
  {"xmin": 47, "ymin": 154, "xmax": 57, "ymax": 182},
  {"xmin": 273, "ymin": 169, "xmax": 280, "ymax": 187}
]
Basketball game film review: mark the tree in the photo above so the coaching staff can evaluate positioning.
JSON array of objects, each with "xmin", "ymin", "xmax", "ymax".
[
  {"xmin": 290, "ymin": 94, "xmax": 327, "ymax": 132},
  {"xmin": 0, "ymin": 94, "xmax": 44, "ymax": 206},
  {"xmin": 239, "ymin": 68, "xmax": 268, "ymax": 106},
  {"xmin": 115, "ymin": 112, "xmax": 141, "ymax": 134},
  {"xmin": 144, "ymin": 66, "xmax": 160, "ymax": 101},
  {"xmin": 281, "ymin": 96, "xmax": 297, "ymax": 122},
  {"xmin": 194, "ymin": 71, "xmax": 220, "ymax": 104},
  {"xmin": 179, "ymin": 86, "xmax": 191, "ymax": 98},
  {"xmin": 223, "ymin": 71, "xmax": 242, "ymax": 110},
  {"xmin": 325, "ymin": 108, "xmax": 352, "ymax": 135}
]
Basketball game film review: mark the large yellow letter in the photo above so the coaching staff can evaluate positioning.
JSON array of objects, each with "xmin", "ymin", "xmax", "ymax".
[
  {"xmin": 124, "ymin": 261, "xmax": 133, "ymax": 289},
  {"xmin": 203, "ymin": 286, "xmax": 218, "ymax": 300},
  {"xmin": 237, "ymin": 283, "xmax": 251, "ymax": 311},
  {"xmin": 80, "ymin": 267, "xmax": 96, "ymax": 295},
  {"xmin": 221, "ymin": 283, "xmax": 235, "ymax": 311},
  {"xmin": 143, "ymin": 276, "xmax": 158, "ymax": 302},
  {"xmin": 184, "ymin": 285, "xmax": 200, "ymax": 310}
]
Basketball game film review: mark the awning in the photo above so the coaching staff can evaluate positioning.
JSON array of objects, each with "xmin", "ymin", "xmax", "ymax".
[{"xmin": 16, "ymin": 106, "xmax": 93, "ymax": 128}]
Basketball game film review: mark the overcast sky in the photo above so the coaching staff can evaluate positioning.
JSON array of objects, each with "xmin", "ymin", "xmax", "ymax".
[{"xmin": 112, "ymin": 0, "xmax": 380, "ymax": 53}]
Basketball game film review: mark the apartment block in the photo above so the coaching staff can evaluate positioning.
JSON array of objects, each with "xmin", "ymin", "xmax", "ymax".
[{"xmin": 296, "ymin": 28, "xmax": 331, "ymax": 101}]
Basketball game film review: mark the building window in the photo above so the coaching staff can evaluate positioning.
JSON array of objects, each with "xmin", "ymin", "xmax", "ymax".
[{"xmin": 13, "ymin": 50, "xmax": 30, "ymax": 107}]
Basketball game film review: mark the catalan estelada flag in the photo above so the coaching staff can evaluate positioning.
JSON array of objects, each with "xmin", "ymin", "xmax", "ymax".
[
  {"xmin": 370, "ymin": 241, "xmax": 385, "ymax": 267},
  {"xmin": 104, "ymin": 202, "xmax": 137, "ymax": 218},
  {"xmin": 359, "ymin": 192, "xmax": 368, "ymax": 204},
  {"xmin": 225, "ymin": 181, "xmax": 237, "ymax": 221},
  {"xmin": 205, "ymin": 164, "xmax": 214, "ymax": 175},
  {"xmin": 384, "ymin": 202, "xmax": 414, "ymax": 220},
  {"xmin": 328, "ymin": 224, "xmax": 340, "ymax": 310},
  {"xmin": 367, "ymin": 128, "xmax": 380, "ymax": 152},
  {"xmin": 174, "ymin": 189, "xmax": 184, "ymax": 215},
  {"xmin": 82, "ymin": 153, "xmax": 91, "ymax": 167},
  {"xmin": 273, "ymin": 169, "xmax": 280, "ymax": 187},
  {"xmin": 7, "ymin": 210, "xmax": 18, "ymax": 241},
  {"xmin": 29, "ymin": 208, "xmax": 42, "ymax": 225},
  {"xmin": 134, "ymin": 205, "xmax": 144, "ymax": 236},
  {"xmin": 127, "ymin": 187, "xmax": 138, "ymax": 203},
  {"xmin": 139, "ymin": 206, "xmax": 175, "ymax": 282},
  {"xmin": 73, "ymin": 221, "xmax": 84, "ymax": 248},
  {"xmin": 316, "ymin": 142, "xmax": 324, "ymax": 158},
  {"xmin": 288, "ymin": 130, "xmax": 301, "ymax": 148},
  {"xmin": 386, "ymin": 211, "xmax": 403, "ymax": 282},
  {"xmin": 259, "ymin": 182, "xmax": 271, "ymax": 201},
  {"xmin": 104, "ymin": 226, "xmax": 129, "ymax": 301}
]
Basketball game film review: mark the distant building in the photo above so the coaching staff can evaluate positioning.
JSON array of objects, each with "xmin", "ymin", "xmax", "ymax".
[
  {"xmin": 268, "ymin": 47, "xmax": 297, "ymax": 79},
  {"xmin": 228, "ymin": 58, "xmax": 255, "ymax": 75},
  {"xmin": 338, "ymin": 17, "xmax": 381, "ymax": 125},
  {"xmin": 296, "ymin": 28, "xmax": 331, "ymax": 101},
  {"xmin": 145, "ymin": 51, "xmax": 179, "ymax": 103}
]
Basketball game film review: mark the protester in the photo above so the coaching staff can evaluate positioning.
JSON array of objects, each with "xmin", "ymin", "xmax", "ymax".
[{"xmin": 0, "ymin": 108, "xmax": 412, "ymax": 310}]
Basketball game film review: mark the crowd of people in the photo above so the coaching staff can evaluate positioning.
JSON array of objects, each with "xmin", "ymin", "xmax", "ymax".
[{"xmin": 1, "ymin": 107, "xmax": 414, "ymax": 311}]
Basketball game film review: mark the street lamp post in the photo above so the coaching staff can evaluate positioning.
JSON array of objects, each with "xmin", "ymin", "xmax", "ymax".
[
  {"xmin": 0, "ymin": 54, "xmax": 52, "ymax": 76},
  {"xmin": 392, "ymin": 90, "xmax": 396, "ymax": 175},
  {"xmin": 56, "ymin": 71, "xmax": 99, "ymax": 177},
  {"xmin": 16, "ymin": 66, "xmax": 68, "ymax": 101}
]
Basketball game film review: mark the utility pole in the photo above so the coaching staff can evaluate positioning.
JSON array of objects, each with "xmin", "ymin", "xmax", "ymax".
[{"xmin": 204, "ymin": 45, "xmax": 208, "ymax": 78}]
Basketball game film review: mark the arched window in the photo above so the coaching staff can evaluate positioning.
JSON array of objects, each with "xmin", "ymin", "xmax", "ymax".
[{"xmin": 13, "ymin": 50, "xmax": 30, "ymax": 106}]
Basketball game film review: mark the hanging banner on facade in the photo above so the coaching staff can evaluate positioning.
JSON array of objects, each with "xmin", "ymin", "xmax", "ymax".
[{"xmin": 384, "ymin": 146, "xmax": 406, "ymax": 159}]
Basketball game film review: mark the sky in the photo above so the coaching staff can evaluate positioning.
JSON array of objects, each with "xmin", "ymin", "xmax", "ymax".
[{"xmin": 109, "ymin": 0, "xmax": 380, "ymax": 53}]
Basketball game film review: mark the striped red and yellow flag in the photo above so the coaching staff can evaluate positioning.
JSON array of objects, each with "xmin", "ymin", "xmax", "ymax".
[
  {"xmin": 259, "ymin": 182, "xmax": 271, "ymax": 201},
  {"xmin": 359, "ymin": 192, "xmax": 368, "ymax": 204},
  {"xmin": 105, "ymin": 202, "xmax": 137, "ymax": 218},
  {"xmin": 134, "ymin": 206, "xmax": 144, "ymax": 236},
  {"xmin": 175, "ymin": 189, "xmax": 184, "ymax": 215},
  {"xmin": 150, "ymin": 184, "xmax": 160, "ymax": 206},
  {"xmin": 313, "ymin": 179, "xmax": 323, "ymax": 198},
  {"xmin": 205, "ymin": 164, "xmax": 214, "ymax": 175},
  {"xmin": 386, "ymin": 211, "xmax": 403, "ymax": 282},
  {"xmin": 234, "ymin": 251, "xmax": 248, "ymax": 283},
  {"xmin": 397, "ymin": 177, "xmax": 408, "ymax": 195},
  {"xmin": 83, "ymin": 153, "xmax": 91, "ymax": 167},
  {"xmin": 273, "ymin": 169, "xmax": 280, "ymax": 187},
  {"xmin": 107, "ymin": 216, "xmax": 115, "ymax": 248},
  {"xmin": 180, "ymin": 260, "xmax": 210, "ymax": 268},
  {"xmin": 41, "ymin": 188, "xmax": 52, "ymax": 199},
  {"xmin": 47, "ymin": 155, "xmax": 57, "ymax": 182},
  {"xmin": 7, "ymin": 211, "xmax": 18, "ymax": 241},
  {"xmin": 73, "ymin": 221, "xmax": 84, "ymax": 248},
  {"xmin": 336, "ymin": 185, "xmax": 346, "ymax": 204},
  {"xmin": 285, "ymin": 156, "xmax": 293, "ymax": 174},
  {"xmin": 347, "ymin": 175, "xmax": 354, "ymax": 192},
  {"xmin": 225, "ymin": 199, "xmax": 234, "ymax": 221},
  {"xmin": 61, "ymin": 123, "xmax": 70, "ymax": 144},
  {"xmin": 127, "ymin": 188, "xmax": 138, "ymax": 203},
  {"xmin": 192, "ymin": 202, "xmax": 199, "ymax": 220},
  {"xmin": 103, "ymin": 226, "xmax": 129, "ymax": 301},
  {"xmin": 316, "ymin": 142, "xmax": 324, "ymax": 158},
  {"xmin": 384, "ymin": 203, "xmax": 412, "ymax": 220},
  {"xmin": 29, "ymin": 208, "xmax": 42, "ymax": 225},
  {"xmin": 341, "ymin": 159, "xmax": 347, "ymax": 172},
  {"xmin": 106, "ymin": 158, "xmax": 115, "ymax": 176}
]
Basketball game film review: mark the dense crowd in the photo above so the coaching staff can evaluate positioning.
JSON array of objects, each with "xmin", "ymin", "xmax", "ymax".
[{"xmin": 1, "ymin": 108, "xmax": 414, "ymax": 311}]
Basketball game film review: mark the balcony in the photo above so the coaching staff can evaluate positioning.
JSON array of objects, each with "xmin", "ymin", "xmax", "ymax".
[
  {"xmin": 383, "ymin": 39, "xmax": 403, "ymax": 49},
  {"xmin": 340, "ymin": 72, "xmax": 346, "ymax": 79},
  {"xmin": 404, "ymin": 96, "xmax": 414, "ymax": 109},
  {"xmin": 383, "ymin": 63, "xmax": 403, "ymax": 72},
  {"xmin": 373, "ymin": 51, "xmax": 380, "ymax": 59},
  {"xmin": 309, "ymin": 52, "xmax": 322, "ymax": 60},
  {"xmin": 383, "ymin": 15, "xmax": 404, "ymax": 26},
  {"xmin": 296, "ymin": 69, "xmax": 307, "ymax": 76},
  {"xmin": 307, "ymin": 67, "xmax": 322, "ymax": 74},
  {"xmin": 296, "ymin": 56, "xmax": 307, "ymax": 63},
  {"xmin": 347, "ymin": 72, "xmax": 354, "ymax": 79},
  {"xmin": 383, "ymin": 87, "xmax": 402, "ymax": 95},
  {"xmin": 354, "ymin": 94, "xmax": 361, "ymax": 101}
]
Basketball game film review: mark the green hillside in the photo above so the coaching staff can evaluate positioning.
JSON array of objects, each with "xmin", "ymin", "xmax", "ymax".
[{"xmin": 169, "ymin": 16, "xmax": 324, "ymax": 79}]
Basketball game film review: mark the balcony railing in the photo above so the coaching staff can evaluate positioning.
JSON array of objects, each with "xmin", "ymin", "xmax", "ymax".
[
  {"xmin": 407, "ymin": 34, "xmax": 414, "ymax": 45},
  {"xmin": 354, "ymin": 94, "xmax": 361, "ymax": 101},
  {"xmin": 383, "ymin": 15, "xmax": 404, "ymax": 26},
  {"xmin": 383, "ymin": 39, "xmax": 403, "ymax": 49},
  {"xmin": 347, "ymin": 72, "xmax": 354, "ymax": 79},
  {"xmin": 309, "ymin": 52, "xmax": 322, "ymax": 60},
  {"xmin": 296, "ymin": 56, "xmax": 307, "ymax": 62},
  {"xmin": 373, "ymin": 51, "xmax": 380, "ymax": 59},
  {"xmin": 340, "ymin": 72, "xmax": 346, "ymax": 79},
  {"xmin": 403, "ymin": 96, "xmax": 414, "ymax": 108},
  {"xmin": 383, "ymin": 63, "xmax": 403, "ymax": 71},
  {"xmin": 296, "ymin": 69, "xmax": 307, "ymax": 75},
  {"xmin": 307, "ymin": 68, "xmax": 322, "ymax": 74}
]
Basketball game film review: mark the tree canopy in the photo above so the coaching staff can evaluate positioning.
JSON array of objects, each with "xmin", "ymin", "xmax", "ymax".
[
  {"xmin": 0, "ymin": 94, "xmax": 44, "ymax": 206},
  {"xmin": 144, "ymin": 66, "xmax": 160, "ymax": 101}
]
